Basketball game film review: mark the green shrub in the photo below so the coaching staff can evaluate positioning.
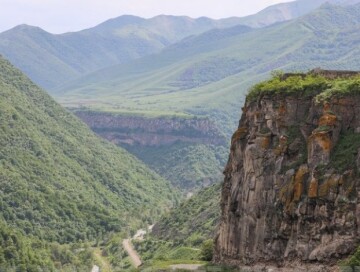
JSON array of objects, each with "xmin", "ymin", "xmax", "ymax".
[
  {"xmin": 246, "ymin": 72, "xmax": 360, "ymax": 103},
  {"xmin": 347, "ymin": 246, "xmax": 360, "ymax": 266},
  {"xmin": 247, "ymin": 74, "xmax": 329, "ymax": 102},
  {"xmin": 329, "ymin": 130, "xmax": 360, "ymax": 172},
  {"xmin": 200, "ymin": 240, "xmax": 214, "ymax": 261}
]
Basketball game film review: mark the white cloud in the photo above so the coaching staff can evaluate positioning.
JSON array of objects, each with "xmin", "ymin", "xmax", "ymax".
[{"xmin": 0, "ymin": 0, "xmax": 294, "ymax": 33}]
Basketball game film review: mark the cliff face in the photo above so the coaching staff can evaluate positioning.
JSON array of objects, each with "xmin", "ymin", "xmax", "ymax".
[
  {"xmin": 75, "ymin": 111, "xmax": 225, "ymax": 146},
  {"xmin": 74, "ymin": 111, "xmax": 227, "ymax": 191},
  {"xmin": 215, "ymin": 72, "xmax": 360, "ymax": 269}
]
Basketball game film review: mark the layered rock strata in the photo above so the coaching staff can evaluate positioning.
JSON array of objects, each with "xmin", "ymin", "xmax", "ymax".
[{"xmin": 75, "ymin": 111, "xmax": 225, "ymax": 146}]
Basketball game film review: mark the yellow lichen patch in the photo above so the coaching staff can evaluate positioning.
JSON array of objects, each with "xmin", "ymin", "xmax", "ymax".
[
  {"xmin": 293, "ymin": 165, "xmax": 309, "ymax": 201},
  {"xmin": 274, "ymin": 147, "xmax": 282, "ymax": 156},
  {"xmin": 318, "ymin": 184, "xmax": 328, "ymax": 197},
  {"xmin": 338, "ymin": 176, "xmax": 344, "ymax": 185},
  {"xmin": 311, "ymin": 131, "xmax": 332, "ymax": 152},
  {"xmin": 323, "ymin": 102, "xmax": 331, "ymax": 112},
  {"xmin": 261, "ymin": 136, "xmax": 271, "ymax": 149},
  {"xmin": 231, "ymin": 127, "xmax": 248, "ymax": 144},
  {"xmin": 279, "ymin": 177, "xmax": 296, "ymax": 213},
  {"xmin": 319, "ymin": 113, "xmax": 337, "ymax": 127},
  {"xmin": 286, "ymin": 202, "xmax": 297, "ymax": 214},
  {"xmin": 328, "ymin": 175, "xmax": 340, "ymax": 187},
  {"xmin": 278, "ymin": 172, "xmax": 307, "ymax": 214},
  {"xmin": 278, "ymin": 102, "xmax": 287, "ymax": 116},
  {"xmin": 293, "ymin": 180, "xmax": 303, "ymax": 202},
  {"xmin": 308, "ymin": 177, "xmax": 318, "ymax": 198},
  {"xmin": 318, "ymin": 175, "xmax": 339, "ymax": 197}
]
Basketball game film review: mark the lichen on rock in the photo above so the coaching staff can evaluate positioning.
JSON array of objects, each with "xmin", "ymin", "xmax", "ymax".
[{"xmin": 214, "ymin": 70, "xmax": 360, "ymax": 270}]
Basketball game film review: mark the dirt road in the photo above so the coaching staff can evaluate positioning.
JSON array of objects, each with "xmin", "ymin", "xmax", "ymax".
[
  {"xmin": 122, "ymin": 239, "xmax": 142, "ymax": 268},
  {"xmin": 91, "ymin": 265, "xmax": 100, "ymax": 272},
  {"xmin": 170, "ymin": 264, "xmax": 204, "ymax": 271}
]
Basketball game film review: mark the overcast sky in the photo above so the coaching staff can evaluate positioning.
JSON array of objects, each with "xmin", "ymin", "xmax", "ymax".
[{"xmin": 0, "ymin": 0, "xmax": 294, "ymax": 34}]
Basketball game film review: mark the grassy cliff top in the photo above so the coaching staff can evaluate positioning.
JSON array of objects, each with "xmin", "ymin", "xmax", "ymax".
[{"xmin": 247, "ymin": 69, "xmax": 360, "ymax": 103}]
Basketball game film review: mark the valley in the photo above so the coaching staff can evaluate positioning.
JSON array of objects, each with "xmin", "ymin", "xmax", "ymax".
[
  {"xmin": 1, "ymin": 0, "xmax": 360, "ymax": 271},
  {"xmin": 0, "ymin": 55, "xmax": 178, "ymax": 270},
  {"xmin": 54, "ymin": 2, "xmax": 360, "ymax": 200},
  {"xmin": 56, "ymin": 3, "xmax": 360, "ymax": 122}
]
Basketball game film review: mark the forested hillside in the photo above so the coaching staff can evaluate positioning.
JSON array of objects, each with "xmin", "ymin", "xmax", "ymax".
[
  {"xmin": 0, "ymin": 55, "xmax": 178, "ymax": 269},
  {"xmin": 133, "ymin": 183, "xmax": 221, "ymax": 268}
]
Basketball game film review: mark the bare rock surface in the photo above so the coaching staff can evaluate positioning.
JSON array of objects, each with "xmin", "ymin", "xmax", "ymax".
[
  {"xmin": 75, "ymin": 111, "xmax": 225, "ymax": 146},
  {"xmin": 214, "ymin": 84, "xmax": 360, "ymax": 270}
]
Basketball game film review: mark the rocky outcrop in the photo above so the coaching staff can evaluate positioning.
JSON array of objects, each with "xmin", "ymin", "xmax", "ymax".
[
  {"xmin": 74, "ymin": 111, "xmax": 225, "ymax": 146},
  {"xmin": 214, "ymin": 73, "xmax": 360, "ymax": 270}
]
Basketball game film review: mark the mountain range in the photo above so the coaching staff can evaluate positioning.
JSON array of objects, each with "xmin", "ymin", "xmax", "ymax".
[
  {"xmin": 1, "ymin": 1, "xmax": 360, "ymax": 269},
  {"xmin": 240, "ymin": 0, "xmax": 360, "ymax": 27},
  {"xmin": 55, "ymin": 3, "xmax": 360, "ymax": 135},
  {"xmin": 0, "ymin": 16, "xmax": 244, "ymax": 89},
  {"xmin": 1, "ymin": 0, "xmax": 359, "ymax": 90},
  {"xmin": 1, "ymin": 1, "xmax": 360, "ymax": 191},
  {"xmin": 2, "ymin": 1, "xmax": 359, "ymax": 193}
]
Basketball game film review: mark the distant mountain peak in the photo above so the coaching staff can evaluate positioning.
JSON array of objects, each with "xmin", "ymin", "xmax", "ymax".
[
  {"xmin": 2, "ymin": 0, "xmax": 360, "ymax": 91},
  {"xmin": 94, "ymin": 15, "xmax": 146, "ymax": 30},
  {"xmin": 9, "ymin": 24, "xmax": 44, "ymax": 32}
]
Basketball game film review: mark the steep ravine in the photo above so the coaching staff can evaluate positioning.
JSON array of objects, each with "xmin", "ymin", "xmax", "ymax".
[
  {"xmin": 74, "ymin": 111, "xmax": 228, "ymax": 190},
  {"xmin": 214, "ymin": 71, "xmax": 360, "ymax": 271}
]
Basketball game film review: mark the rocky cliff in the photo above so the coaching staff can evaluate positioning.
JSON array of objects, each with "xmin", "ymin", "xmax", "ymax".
[
  {"xmin": 74, "ymin": 111, "xmax": 227, "ymax": 191},
  {"xmin": 214, "ymin": 71, "xmax": 360, "ymax": 271},
  {"xmin": 74, "ymin": 111, "xmax": 225, "ymax": 146}
]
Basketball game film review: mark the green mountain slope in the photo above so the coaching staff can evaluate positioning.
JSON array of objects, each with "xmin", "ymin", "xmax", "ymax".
[
  {"xmin": 123, "ymin": 143, "xmax": 227, "ymax": 190},
  {"xmin": 0, "ymin": 219, "xmax": 98, "ymax": 271},
  {"xmin": 152, "ymin": 183, "xmax": 221, "ymax": 244},
  {"xmin": 236, "ymin": 0, "xmax": 360, "ymax": 27},
  {"xmin": 0, "ymin": 221, "xmax": 54, "ymax": 270},
  {"xmin": 133, "ymin": 183, "xmax": 221, "ymax": 265},
  {"xmin": 56, "ymin": 3, "xmax": 360, "ymax": 135},
  {"xmin": 3, "ymin": 0, "xmax": 360, "ymax": 90},
  {"xmin": 0, "ymin": 16, "xmax": 250, "ymax": 89},
  {"xmin": 0, "ymin": 55, "xmax": 177, "ymax": 248}
]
